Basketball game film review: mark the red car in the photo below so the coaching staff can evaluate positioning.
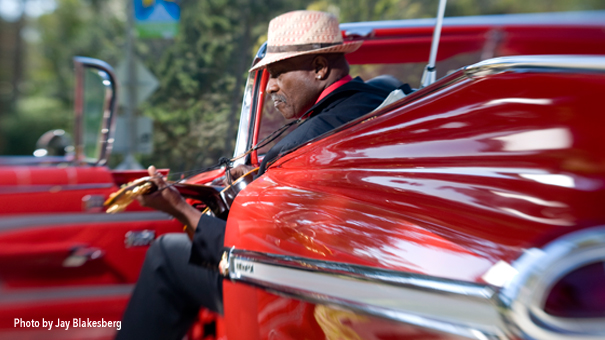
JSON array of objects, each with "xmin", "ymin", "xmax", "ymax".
[
  {"xmin": 0, "ymin": 58, "xmax": 183, "ymax": 339},
  {"xmin": 2, "ymin": 10, "xmax": 605, "ymax": 340}
]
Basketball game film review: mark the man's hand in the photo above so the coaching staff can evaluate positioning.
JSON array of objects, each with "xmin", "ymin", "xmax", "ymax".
[
  {"xmin": 136, "ymin": 166, "xmax": 184, "ymax": 216},
  {"xmin": 224, "ymin": 164, "xmax": 256, "ymax": 186},
  {"xmin": 138, "ymin": 166, "xmax": 202, "ymax": 236}
]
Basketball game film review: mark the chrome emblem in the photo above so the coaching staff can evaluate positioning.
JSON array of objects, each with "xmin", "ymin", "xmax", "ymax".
[{"xmin": 124, "ymin": 230, "xmax": 156, "ymax": 247}]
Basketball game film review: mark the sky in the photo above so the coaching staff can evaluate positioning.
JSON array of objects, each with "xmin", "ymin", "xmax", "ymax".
[{"xmin": 0, "ymin": 0, "xmax": 57, "ymax": 21}]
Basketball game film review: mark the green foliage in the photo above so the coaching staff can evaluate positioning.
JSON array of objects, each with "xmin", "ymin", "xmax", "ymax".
[
  {"xmin": 0, "ymin": 0, "xmax": 125, "ymax": 155},
  {"xmin": 138, "ymin": 0, "xmax": 306, "ymax": 173},
  {"xmin": 308, "ymin": 0, "xmax": 436, "ymax": 22},
  {"xmin": 33, "ymin": 0, "xmax": 125, "ymax": 103},
  {"xmin": 1, "ymin": 96, "xmax": 72, "ymax": 155}
]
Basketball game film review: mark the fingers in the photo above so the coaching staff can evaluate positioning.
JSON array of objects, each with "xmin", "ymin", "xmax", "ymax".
[
  {"xmin": 147, "ymin": 165, "xmax": 157, "ymax": 177},
  {"xmin": 146, "ymin": 165, "xmax": 166, "ymax": 189},
  {"xmin": 147, "ymin": 165, "xmax": 164, "ymax": 181}
]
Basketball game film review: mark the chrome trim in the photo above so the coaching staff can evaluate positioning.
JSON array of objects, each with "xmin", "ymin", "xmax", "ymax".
[
  {"xmin": 500, "ymin": 226, "xmax": 605, "ymax": 340},
  {"xmin": 226, "ymin": 249, "xmax": 505, "ymax": 340},
  {"xmin": 226, "ymin": 226, "xmax": 605, "ymax": 339},
  {"xmin": 0, "ymin": 211, "xmax": 173, "ymax": 232},
  {"xmin": 340, "ymin": 11, "xmax": 605, "ymax": 31},
  {"xmin": 0, "ymin": 183, "xmax": 114, "ymax": 194},
  {"xmin": 62, "ymin": 246, "xmax": 104, "ymax": 267},
  {"xmin": 249, "ymin": 42, "xmax": 267, "ymax": 69},
  {"xmin": 234, "ymin": 42, "xmax": 266, "ymax": 164},
  {"xmin": 232, "ymin": 71, "xmax": 256, "ymax": 166},
  {"xmin": 465, "ymin": 55, "xmax": 605, "ymax": 78},
  {"xmin": 124, "ymin": 229, "xmax": 156, "ymax": 247},
  {"xmin": 343, "ymin": 27, "xmax": 374, "ymax": 38},
  {"xmin": 73, "ymin": 57, "xmax": 118, "ymax": 166},
  {"xmin": 0, "ymin": 156, "xmax": 71, "ymax": 166},
  {"xmin": 0, "ymin": 284, "xmax": 133, "ymax": 305}
]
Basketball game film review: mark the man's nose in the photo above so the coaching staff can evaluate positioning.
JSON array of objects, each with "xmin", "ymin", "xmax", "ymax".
[{"xmin": 266, "ymin": 78, "xmax": 278, "ymax": 94}]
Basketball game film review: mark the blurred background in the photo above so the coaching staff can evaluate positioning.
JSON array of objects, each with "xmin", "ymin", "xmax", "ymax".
[{"xmin": 1, "ymin": 0, "xmax": 604, "ymax": 173}]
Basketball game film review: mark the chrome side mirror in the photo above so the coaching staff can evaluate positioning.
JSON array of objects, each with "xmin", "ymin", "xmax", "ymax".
[{"xmin": 33, "ymin": 129, "xmax": 74, "ymax": 157}]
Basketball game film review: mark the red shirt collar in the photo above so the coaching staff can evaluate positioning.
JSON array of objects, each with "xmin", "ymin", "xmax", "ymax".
[{"xmin": 315, "ymin": 75, "xmax": 352, "ymax": 104}]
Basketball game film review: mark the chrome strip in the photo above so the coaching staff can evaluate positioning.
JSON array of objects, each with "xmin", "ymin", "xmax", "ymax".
[
  {"xmin": 73, "ymin": 57, "xmax": 118, "ymax": 166},
  {"xmin": 0, "ymin": 329, "xmax": 116, "ymax": 339},
  {"xmin": 0, "ymin": 211, "xmax": 173, "ymax": 232},
  {"xmin": 464, "ymin": 55, "xmax": 605, "ymax": 78},
  {"xmin": 340, "ymin": 11, "xmax": 605, "ymax": 31},
  {"xmin": 232, "ymin": 71, "xmax": 256, "ymax": 165},
  {"xmin": 500, "ymin": 226, "xmax": 605, "ymax": 340},
  {"xmin": 227, "ymin": 225, "xmax": 605, "ymax": 340},
  {"xmin": 227, "ymin": 249, "xmax": 506, "ymax": 340},
  {"xmin": 0, "ymin": 156, "xmax": 69, "ymax": 166},
  {"xmin": 0, "ymin": 183, "xmax": 114, "ymax": 194},
  {"xmin": 0, "ymin": 284, "xmax": 133, "ymax": 305}
]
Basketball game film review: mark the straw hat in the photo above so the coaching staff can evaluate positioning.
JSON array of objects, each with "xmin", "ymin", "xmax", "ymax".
[{"xmin": 249, "ymin": 10, "xmax": 362, "ymax": 72}]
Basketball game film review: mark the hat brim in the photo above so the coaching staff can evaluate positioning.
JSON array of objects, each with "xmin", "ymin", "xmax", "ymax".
[{"xmin": 249, "ymin": 40, "xmax": 363, "ymax": 72}]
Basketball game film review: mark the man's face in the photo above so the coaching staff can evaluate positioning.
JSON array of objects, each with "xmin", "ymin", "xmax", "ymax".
[{"xmin": 266, "ymin": 56, "xmax": 323, "ymax": 120}]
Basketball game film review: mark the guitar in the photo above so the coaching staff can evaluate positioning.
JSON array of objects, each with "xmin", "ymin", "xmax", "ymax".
[{"xmin": 103, "ymin": 167, "xmax": 259, "ymax": 220}]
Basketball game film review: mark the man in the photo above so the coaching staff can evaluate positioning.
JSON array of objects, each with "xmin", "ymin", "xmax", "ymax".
[{"xmin": 116, "ymin": 10, "xmax": 392, "ymax": 339}]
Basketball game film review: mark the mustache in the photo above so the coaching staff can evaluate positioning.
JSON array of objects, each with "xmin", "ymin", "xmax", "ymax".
[{"xmin": 271, "ymin": 94, "xmax": 287, "ymax": 103}]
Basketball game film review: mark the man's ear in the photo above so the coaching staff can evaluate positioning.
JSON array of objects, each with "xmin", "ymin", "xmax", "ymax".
[{"xmin": 312, "ymin": 55, "xmax": 329, "ymax": 80}]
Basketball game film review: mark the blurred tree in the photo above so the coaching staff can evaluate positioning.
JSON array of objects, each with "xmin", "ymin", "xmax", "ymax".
[
  {"xmin": 0, "ymin": 17, "xmax": 15, "ymax": 118},
  {"xmin": 0, "ymin": 6, "xmax": 25, "ymax": 154},
  {"xmin": 0, "ymin": 0, "xmax": 125, "ymax": 155},
  {"xmin": 308, "ymin": 0, "xmax": 436, "ymax": 22},
  {"xmin": 138, "ymin": 0, "xmax": 306, "ymax": 173}
]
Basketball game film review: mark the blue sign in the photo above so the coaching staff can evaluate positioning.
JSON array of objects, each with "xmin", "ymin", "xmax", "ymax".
[{"xmin": 134, "ymin": 0, "xmax": 180, "ymax": 38}]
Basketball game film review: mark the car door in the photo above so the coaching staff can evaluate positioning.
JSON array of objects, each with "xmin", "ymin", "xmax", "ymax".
[{"xmin": 0, "ymin": 58, "xmax": 181, "ymax": 340}]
